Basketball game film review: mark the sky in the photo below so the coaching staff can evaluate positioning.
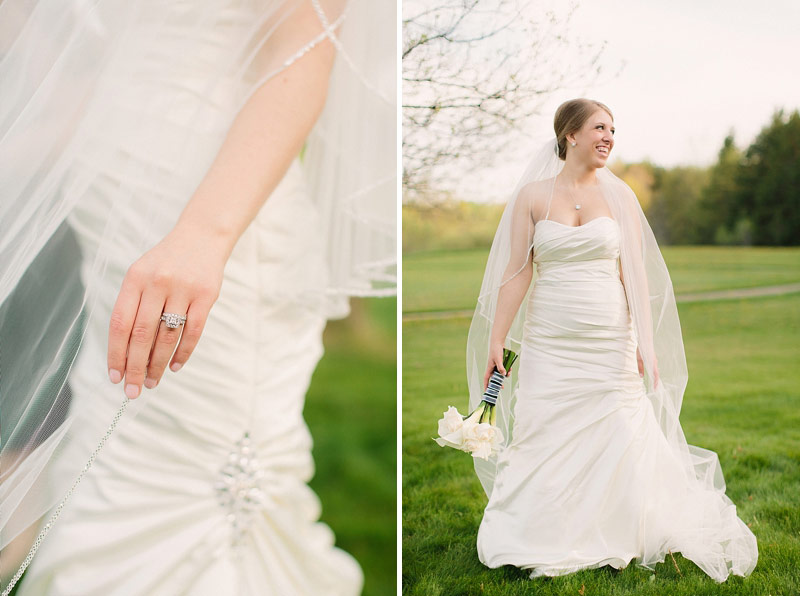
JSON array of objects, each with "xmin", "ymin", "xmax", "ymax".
[{"xmin": 457, "ymin": 0, "xmax": 800, "ymax": 201}]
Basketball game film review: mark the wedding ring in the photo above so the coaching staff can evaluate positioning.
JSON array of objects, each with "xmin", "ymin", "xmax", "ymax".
[{"xmin": 161, "ymin": 312, "xmax": 187, "ymax": 329}]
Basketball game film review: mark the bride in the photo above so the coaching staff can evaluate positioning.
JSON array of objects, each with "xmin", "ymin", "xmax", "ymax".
[
  {"xmin": 0, "ymin": 1, "xmax": 394, "ymax": 594},
  {"xmin": 466, "ymin": 98, "xmax": 757, "ymax": 581}
]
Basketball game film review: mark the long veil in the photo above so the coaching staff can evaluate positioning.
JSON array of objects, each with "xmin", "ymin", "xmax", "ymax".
[
  {"xmin": 466, "ymin": 136, "xmax": 757, "ymax": 579},
  {"xmin": 0, "ymin": 0, "xmax": 395, "ymax": 589}
]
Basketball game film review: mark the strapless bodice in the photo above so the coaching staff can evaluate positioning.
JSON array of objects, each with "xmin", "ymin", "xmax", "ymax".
[{"xmin": 533, "ymin": 216, "xmax": 620, "ymax": 282}]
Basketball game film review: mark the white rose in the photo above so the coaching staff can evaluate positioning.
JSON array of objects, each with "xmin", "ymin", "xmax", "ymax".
[
  {"xmin": 434, "ymin": 406, "xmax": 466, "ymax": 449},
  {"xmin": 469, "ymin": 438, "xmax": 493, "ymax": 460},
  {"xmin": 463, "ymin": 421, "xmax": 504, "ymax": 460},
  {"xmin": 458, "ymin": 409, "xmax": 483, "ymax": 452},
  {"xmin": 440, "ymin": 406, "xmax": 464, "ymax": 434}
]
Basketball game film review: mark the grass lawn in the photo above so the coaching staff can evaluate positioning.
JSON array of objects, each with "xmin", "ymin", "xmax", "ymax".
[
  {"xmin": 307, "ymin": 297, "xmax": 397, "ymax": 596},
  {"xmin": 402, "ymin": 260, "xmax": 800, "ymax": 594},
  {"xmin": 403, "ymin": 246, "xmax": 800, "ymax": 314}
]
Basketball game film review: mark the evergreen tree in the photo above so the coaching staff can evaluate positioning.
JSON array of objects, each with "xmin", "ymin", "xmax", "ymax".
[
  {"xmin": 734, "ymin": 109, "xmax": 800, "ymax": 246},
  {"xmin": 695, "ymin": 133, "xmax": 743, "ymax": 244}
]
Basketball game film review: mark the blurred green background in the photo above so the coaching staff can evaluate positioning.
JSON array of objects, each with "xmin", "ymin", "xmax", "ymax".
[
  {"xmin": 402, "ymin": 250, "xmax": 800, "ymax": 595},
  {"xmin": 307, "ymin": 297, "xmax": 396, "ymax": 596}
]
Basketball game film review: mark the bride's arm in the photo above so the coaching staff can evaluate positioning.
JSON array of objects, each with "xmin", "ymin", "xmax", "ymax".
[
  {"xmin": 107, "ymin": 3, "xmax": 337, "ymax": 399},
  {"xmin": 619, "ymin": 198, "xmax": 660, "ymax": 389},
  {"xmin": 485, "ymin": 261, "xmax": 532, "ymax": 384},
  {"xmin": 175, "ymin": 11, "xmax": 337, "ymax": 260},
  {"xmin": 484, "ymin": 190, "xmax": 535, "ymax": 388},
  {"xmin": 619, "ymin": 260, "xmax": 644, "ymax": 377}
]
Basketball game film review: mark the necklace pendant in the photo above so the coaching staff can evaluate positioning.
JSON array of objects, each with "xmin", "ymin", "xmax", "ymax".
[{"xmin": 575, "ymin": 204, "xmax": 581, "ymax": 210}]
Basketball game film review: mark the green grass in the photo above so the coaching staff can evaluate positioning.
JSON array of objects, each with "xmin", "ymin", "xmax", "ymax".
[
  {"xmin": 403, "ymin": 246, "xmax": 800, "ymax": 313},
  {"xmin": 402, "ymin": 279, "xmax": 800, "ymax": 594},
  {"xmin": 662, "ymin": 246, "xmax": 800, "ymax": 294},
  {"xmin": 403, "ymin": 249, "xmax": 488, "ymax": 314},
  {"xmin": 305, "ymin": 297, "xmax": 396, "ymax": 596}
]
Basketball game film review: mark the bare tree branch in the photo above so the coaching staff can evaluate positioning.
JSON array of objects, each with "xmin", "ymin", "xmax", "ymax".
[{"xmin": 403, "ymin": 0, "xmax": 612, "ymax": 199}]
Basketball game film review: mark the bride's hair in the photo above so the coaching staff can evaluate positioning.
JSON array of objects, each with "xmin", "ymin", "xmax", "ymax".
[{"xmin": 554, "ymin": 98, "xmax": 614, "ymax": 160}]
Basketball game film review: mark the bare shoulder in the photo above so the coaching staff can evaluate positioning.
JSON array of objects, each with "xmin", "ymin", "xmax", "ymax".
[
  {"xmin": 516, "ymin": 178, "xmax": 554, "ymax": 222},
  {"xmin": 518, "ymin": 177, "xmax": 553, "ymax": 197}
]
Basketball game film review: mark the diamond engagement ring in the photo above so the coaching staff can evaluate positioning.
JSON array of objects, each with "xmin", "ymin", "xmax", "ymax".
[{"xmin": 161, "ymin": 313, "xmax": 187, "ymax": 329}]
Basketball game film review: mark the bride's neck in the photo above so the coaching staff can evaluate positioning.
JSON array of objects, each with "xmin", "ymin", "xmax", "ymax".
[{"xmin": 559, "ymin": 160, "xmax": 599, "ymax": 187}]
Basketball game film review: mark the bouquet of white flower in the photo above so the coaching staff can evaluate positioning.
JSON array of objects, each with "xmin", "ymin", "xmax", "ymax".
[{"xmin": 434, "ymin": 348, "xmax": 518, "ymax": 460}]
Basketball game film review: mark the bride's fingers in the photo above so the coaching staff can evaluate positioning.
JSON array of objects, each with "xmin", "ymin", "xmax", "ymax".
[
  {"xmin": 145, "ymin": 298, "xmax": 190, "ymax": 389},
  {"xmin": 123, "ymin": 291, "xmax": 166, "ymax": 399},
  {"xmin": 108, "ymin": 276, "xmax": 146, "ymax": 385},
  {"xmin": 484, "ymin": 357, "xmax": 505, "ymax": 390},
  {"xmin": 169, "ymin": 299, "xmax": 212, "ymax": 373},
  {"xmin": 483, "ymin": 364, "xmax": 494, "ymax": 390}
]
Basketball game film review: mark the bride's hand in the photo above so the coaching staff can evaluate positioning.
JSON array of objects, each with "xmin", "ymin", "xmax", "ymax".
[
  {"xmin": 636, "ymin": 347, "xmax": 660, "ymax": 389},
  {"xmin": 483, "ymin": 343, "xmax": 507, "ymax": 391},
  {"xmin": 653, "ymin": 361, "xmax": 660, "ymax": 389},
  {"xmin": 636, "ymin": 347, "xmax": 644, "ymax": 379},
  {"xmin": 107, "ymin": 224, "xmax": 229, "ymax": 398}
]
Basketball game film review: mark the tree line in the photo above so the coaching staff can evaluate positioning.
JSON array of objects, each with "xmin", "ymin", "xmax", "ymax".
[{"xmin": 616, "ymin": 109, "xmax": 800, "ymax": 246}]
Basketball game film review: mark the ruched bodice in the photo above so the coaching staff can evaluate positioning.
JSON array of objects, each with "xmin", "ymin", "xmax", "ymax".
[{"xmin": 533, "ymin": 216, "xmax": 620, "ymax": 282}]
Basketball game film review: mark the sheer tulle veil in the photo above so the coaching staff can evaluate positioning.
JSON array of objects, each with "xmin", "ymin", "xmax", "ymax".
[
  {"xmin": 467, "ymin": 135, "xmax": 745, "ymax": 535},
  {"xmin": 0, "ymin": 0, "xmax": 395, "ymax": 588}
]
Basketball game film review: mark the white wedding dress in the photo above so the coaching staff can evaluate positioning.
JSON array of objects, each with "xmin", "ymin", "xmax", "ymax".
[
  {"xmin": 477, "ymin": 215, "xmax": 757, "ymax": 581},
  {"xmin": 15, "ymin": 3, "xmax": 364, "ymax": 595},
  {"xmin": 18, "ymin": 162, "xmax": 363, "ymax": 596}
]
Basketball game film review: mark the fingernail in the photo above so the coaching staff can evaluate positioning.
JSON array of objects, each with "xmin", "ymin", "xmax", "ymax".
[
  {"xmin": 109, "ymin": 369, "xmax": 122, "ymax": 384},
  {"xmin": 144, "ymin": 378, "xmax": 158, "ymax": 389},
  {"xmin": 170, "ymin": 362, "xmax": 182, "ymax": 372},
  {"xmin": 125, "ymin": 384, "xmax": 140, "ymax": 399}
]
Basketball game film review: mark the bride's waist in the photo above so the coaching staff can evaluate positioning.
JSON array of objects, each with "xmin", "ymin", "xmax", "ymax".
[
  {"xmin": 524, "ymin": 275, "xmax": 631, "ymax": 325},
  {"xmin": 534, "ymin": 258, "xmax": 619, "ymax": 282}
]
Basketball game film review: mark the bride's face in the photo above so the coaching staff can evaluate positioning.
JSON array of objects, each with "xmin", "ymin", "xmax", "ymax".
[{"xmin": 567, "ymin": 109, "xmax": 614, "ymax": 168}]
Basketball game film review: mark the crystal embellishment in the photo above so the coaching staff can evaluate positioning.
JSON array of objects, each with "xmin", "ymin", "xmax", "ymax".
[{"xmin": 214, "ymin": 433, "xmax": 267, "ymax": 545}]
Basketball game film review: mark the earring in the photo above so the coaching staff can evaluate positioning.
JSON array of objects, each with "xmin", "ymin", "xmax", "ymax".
[{"xmin": 570, "ymin": 142, "xmax": 576, "ymax": 147}]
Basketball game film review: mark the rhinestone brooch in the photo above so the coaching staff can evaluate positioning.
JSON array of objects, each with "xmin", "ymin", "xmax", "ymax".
[{"xmin": 214, "ymin": 433, "xmax": 267, "ymax": 545}]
